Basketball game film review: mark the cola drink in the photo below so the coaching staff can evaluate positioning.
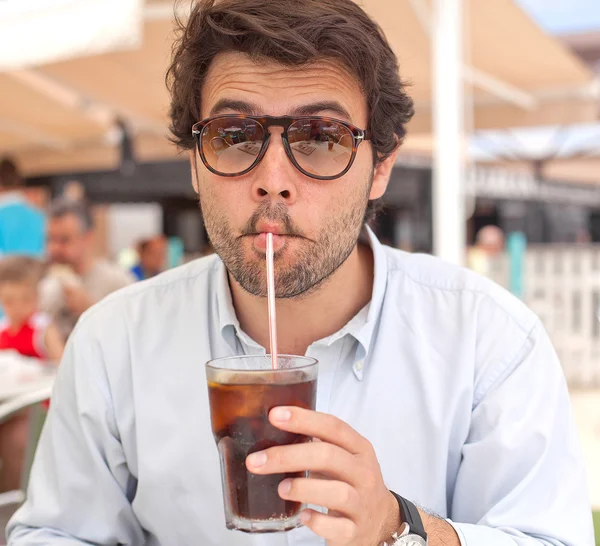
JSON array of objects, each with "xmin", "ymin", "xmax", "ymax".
[{"xmin": 206, "ymin": 356, "xmax": 318, "ymax": 533}]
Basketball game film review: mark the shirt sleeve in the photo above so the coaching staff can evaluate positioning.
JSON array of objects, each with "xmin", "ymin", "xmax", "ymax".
[
  {"xmin": 105, "ymin": 266, "xmax": 136, "ymax": 298},
  {"xmin": 447, "ymin": 320, "xmax": 595, "ymax": 546},
  {"xmin": 6, "ymin": 317, "xmax": 145, "ymax": 545}
]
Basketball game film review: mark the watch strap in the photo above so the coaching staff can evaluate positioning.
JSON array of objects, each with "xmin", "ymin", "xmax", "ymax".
[{"xmin": 389, "ymin": 491, "xmax": 427, "ymax": 541}]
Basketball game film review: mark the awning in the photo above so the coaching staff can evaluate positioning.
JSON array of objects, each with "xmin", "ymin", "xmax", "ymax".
[
  {"xmin": 0, "ymin": 0, "xmax": 596, "ymax": 177},
  {"xmin": 484, "ymin": 156, "xmax": 600, "ymax": 186},
  {"xmin": 0, "ymin": 0, "xmax": 144, "ymax": 70}
]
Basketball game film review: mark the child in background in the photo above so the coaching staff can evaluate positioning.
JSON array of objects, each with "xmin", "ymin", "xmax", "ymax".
[
  {"xmin": 0, "ymin": 256, "xmax": 64, "ymax": 361},
  {"xmin": 0, "ymin": 256, "xmax": 64, "ymax": 493}
]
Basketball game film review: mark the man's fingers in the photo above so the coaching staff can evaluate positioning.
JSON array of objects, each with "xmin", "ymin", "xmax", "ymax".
[
  {"xmin": 278, "ymin": 478, "xmax": 360, "ymax": 518},
  {"xmin": 299, "ymin": 509, "xmax": 358, "ymax": 544},
  {"xmin": 246, "ymin": 441, "xmax": 359, "ymax": 485},
  {"xmin": 269, "ymin": 406, "xmax": 370, "ymax": 454}
]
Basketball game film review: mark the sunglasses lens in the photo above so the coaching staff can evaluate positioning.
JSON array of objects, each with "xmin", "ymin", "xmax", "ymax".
[
  {"xmin": 200, "ymin": 117, "xmax": 265, "ymax": 175},
  {"xmin": 288, "ymin": 119, "xmax": 354, "ymax": 178}
]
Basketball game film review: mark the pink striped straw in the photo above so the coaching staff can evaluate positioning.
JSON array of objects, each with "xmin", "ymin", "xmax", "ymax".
[{"xmin": 266, "ymin": 233, "xmax": 279, "ymax": 369}]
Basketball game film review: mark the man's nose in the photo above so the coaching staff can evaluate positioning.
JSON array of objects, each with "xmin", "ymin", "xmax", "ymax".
[{"xmin": 250, "ymin": 128, "xmax": 298, "ymax": 205}]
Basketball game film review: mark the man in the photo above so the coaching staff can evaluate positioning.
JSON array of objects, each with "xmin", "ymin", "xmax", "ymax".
[
  {"xmin": 130, "ymin": 236, "xmax": 168, "ymax": 281},
  {"xmin": 0, "ymin": 157, "xmax": 45, "ymax": 258},
  {"xmin": 8, "ymin": 1, "xmax": 593, "ymax": 545},
  {"xmin": 39, "ymin": 199, "xmax": 134, "ymax": 339}
]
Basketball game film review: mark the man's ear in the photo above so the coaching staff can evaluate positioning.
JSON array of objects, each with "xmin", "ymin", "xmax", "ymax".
[
  {"xmin": 369, "ymin": 147, "xmax": 400, "ymax": 200},
  {"xmin": 190, "ymin": 151, "xmax": 199, "ymax": 194}
]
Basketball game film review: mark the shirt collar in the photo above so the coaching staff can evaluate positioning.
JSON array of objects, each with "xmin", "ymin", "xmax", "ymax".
[
  {"xmin": 214, "ymin": 259, "xmax": 263, "ymax": 352},
  {"xmin": 351, "ymin": 225, "xmax": 388, "ymax": 363},
  {"xmin": 214, "ymin": 225, "xmax": 389, "ymax": 360}
]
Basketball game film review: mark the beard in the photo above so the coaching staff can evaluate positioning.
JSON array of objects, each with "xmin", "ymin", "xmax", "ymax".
[{"xmin": 200, "ymin": 192, "xmax": 370, "ymax": 299}]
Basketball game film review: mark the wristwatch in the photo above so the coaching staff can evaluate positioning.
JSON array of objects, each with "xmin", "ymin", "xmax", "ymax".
[{"xmin": 379, "ymin": 491, "xmax": 428, "ymax": 545}]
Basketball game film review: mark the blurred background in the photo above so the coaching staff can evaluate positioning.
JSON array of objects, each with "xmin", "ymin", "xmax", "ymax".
[{"xmin": 0, "ymin": 0, "xmax": 599, "ymax": 542}]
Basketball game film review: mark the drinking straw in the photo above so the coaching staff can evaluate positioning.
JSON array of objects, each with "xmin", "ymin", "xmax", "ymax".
[{"xmin": 266, "ymin": 233, "xmax": 278, "ymax": 369}]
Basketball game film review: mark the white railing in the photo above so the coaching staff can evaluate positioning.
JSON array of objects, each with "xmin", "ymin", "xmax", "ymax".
[{"xmin": 489, "ymin": 245, "xmax": 600, "ymax": 388}]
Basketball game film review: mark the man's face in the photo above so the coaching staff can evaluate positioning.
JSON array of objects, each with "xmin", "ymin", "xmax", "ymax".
[
  {"xmin": 47, "ymin": 214, "xmax": 89, "ymax": 267},
  {"xmin": 193, "ymin": 52, "xmax": 389, "ymax": 298}
]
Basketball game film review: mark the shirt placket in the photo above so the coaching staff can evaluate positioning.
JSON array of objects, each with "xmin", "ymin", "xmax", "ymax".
[{"xmin": 285, "ymin": 340, "xmax": 348, "ymax": 546}]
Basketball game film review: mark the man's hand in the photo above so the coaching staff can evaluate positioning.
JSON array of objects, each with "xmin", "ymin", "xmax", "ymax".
[
  {"xmin": 63, "ymin": 284, "xmax": 94, "ymax": 316},
  {"xmin": 245, "ymin": 406, "xmax": 401, "ymax": 545}
]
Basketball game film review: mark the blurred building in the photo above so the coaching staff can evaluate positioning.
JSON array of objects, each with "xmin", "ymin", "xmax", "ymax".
[{"xmin": 21, "ymin": 151, "xmax": 599, "ymax": 261}]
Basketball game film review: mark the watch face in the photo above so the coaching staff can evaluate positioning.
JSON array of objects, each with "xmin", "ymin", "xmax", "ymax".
[{"xmin": 396, "ymin": 536, "xmax": 427, "ymax": 546}]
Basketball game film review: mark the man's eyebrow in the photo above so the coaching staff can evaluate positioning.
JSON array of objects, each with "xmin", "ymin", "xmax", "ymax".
[
  {"xmin": 209, "ymin": 99, "xmax": 261, "ymax": 116},
  {"xmin": 208, "ymin": 99, "xmax": 353, "ymax": 121},
  {"xmin": 290, "ymin": 102, "xmax": 352, "ymax": 121}
]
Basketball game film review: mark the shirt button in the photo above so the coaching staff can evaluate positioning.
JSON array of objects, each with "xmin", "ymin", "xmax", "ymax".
[{"xmin": 355, "ymin": 360, "xmax": 363, "ymax": 371}]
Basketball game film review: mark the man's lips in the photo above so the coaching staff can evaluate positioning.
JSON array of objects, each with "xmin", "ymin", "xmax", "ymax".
[
  {"xmin": 242, "ymin": 222, "xmax": 302, "ymax": 252},
  {"xmin": 255, "ymin": 222, "xmax": 285, "ymax": 235},
  {"xmin": 252, "ymin": 232, "xmax": 286, "ymax": 251}
]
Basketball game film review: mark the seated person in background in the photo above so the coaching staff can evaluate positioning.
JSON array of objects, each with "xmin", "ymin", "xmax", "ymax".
[
  {"xmin": 0, "ymin": 256, "xmax": 64, "ymax": 362},
  {"xmin": 130, "ymin": 235, "xmax": 167, "ymax": 281},
  {"xmin": 0, "ymin": 256, "xmax": 64, "ymax": 493},
  {"xmin": 39, "ymin": 199, "xmax": 135, "ymax": 340},
  {"xmin": 467, "ymin": 224, "xmax": 505, "ymax": 278}
]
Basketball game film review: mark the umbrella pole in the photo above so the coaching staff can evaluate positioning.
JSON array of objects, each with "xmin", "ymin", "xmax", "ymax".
[{"xmin": 432, "ymin": 0, "xmax": 466, "ymax": 265}]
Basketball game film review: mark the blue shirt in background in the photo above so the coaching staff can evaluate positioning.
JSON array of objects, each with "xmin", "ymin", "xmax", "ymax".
[
  {"xmin": 130, "ymin": 264, "xmax": 145, "ymax": 281},
  {"xmin": 0, "ymin": 192, "xmax": 45, "ymax": 258}
]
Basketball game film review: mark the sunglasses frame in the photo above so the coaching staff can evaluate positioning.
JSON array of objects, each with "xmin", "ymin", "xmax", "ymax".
[{"xmin": 191, "ymin": 114, "xmax": 371, "ymax": 181}]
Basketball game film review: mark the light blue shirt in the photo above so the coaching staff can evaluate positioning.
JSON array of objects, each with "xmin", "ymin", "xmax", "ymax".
[
  {"xmin": 0, "ymin": 192, "xmax": 45, "ymax": 258},
  {"xmin": 7, "ymin": 229, "xmax": 594, "ymax": 546}
]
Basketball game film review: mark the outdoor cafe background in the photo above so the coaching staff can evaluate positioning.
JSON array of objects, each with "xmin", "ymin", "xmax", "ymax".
[{"xmin": 1, "ymin": 0, "xmax": 600, "ymax": 541}]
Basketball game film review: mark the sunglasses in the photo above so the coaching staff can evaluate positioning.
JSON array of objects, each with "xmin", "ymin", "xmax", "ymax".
[{"xmin": 191, "ymin": 115, "xmax": 371, "ymax": 181}]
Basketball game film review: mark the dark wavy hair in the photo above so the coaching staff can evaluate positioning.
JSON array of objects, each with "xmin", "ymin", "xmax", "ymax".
[{"xmin": 166, "ymin": 0, "xmax": 414, "ymax": 220}]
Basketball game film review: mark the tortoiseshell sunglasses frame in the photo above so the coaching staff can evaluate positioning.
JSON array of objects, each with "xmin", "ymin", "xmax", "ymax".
[{"xmin": 191, "ymin": 114, "xmax": 371, "ymax": 181}]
